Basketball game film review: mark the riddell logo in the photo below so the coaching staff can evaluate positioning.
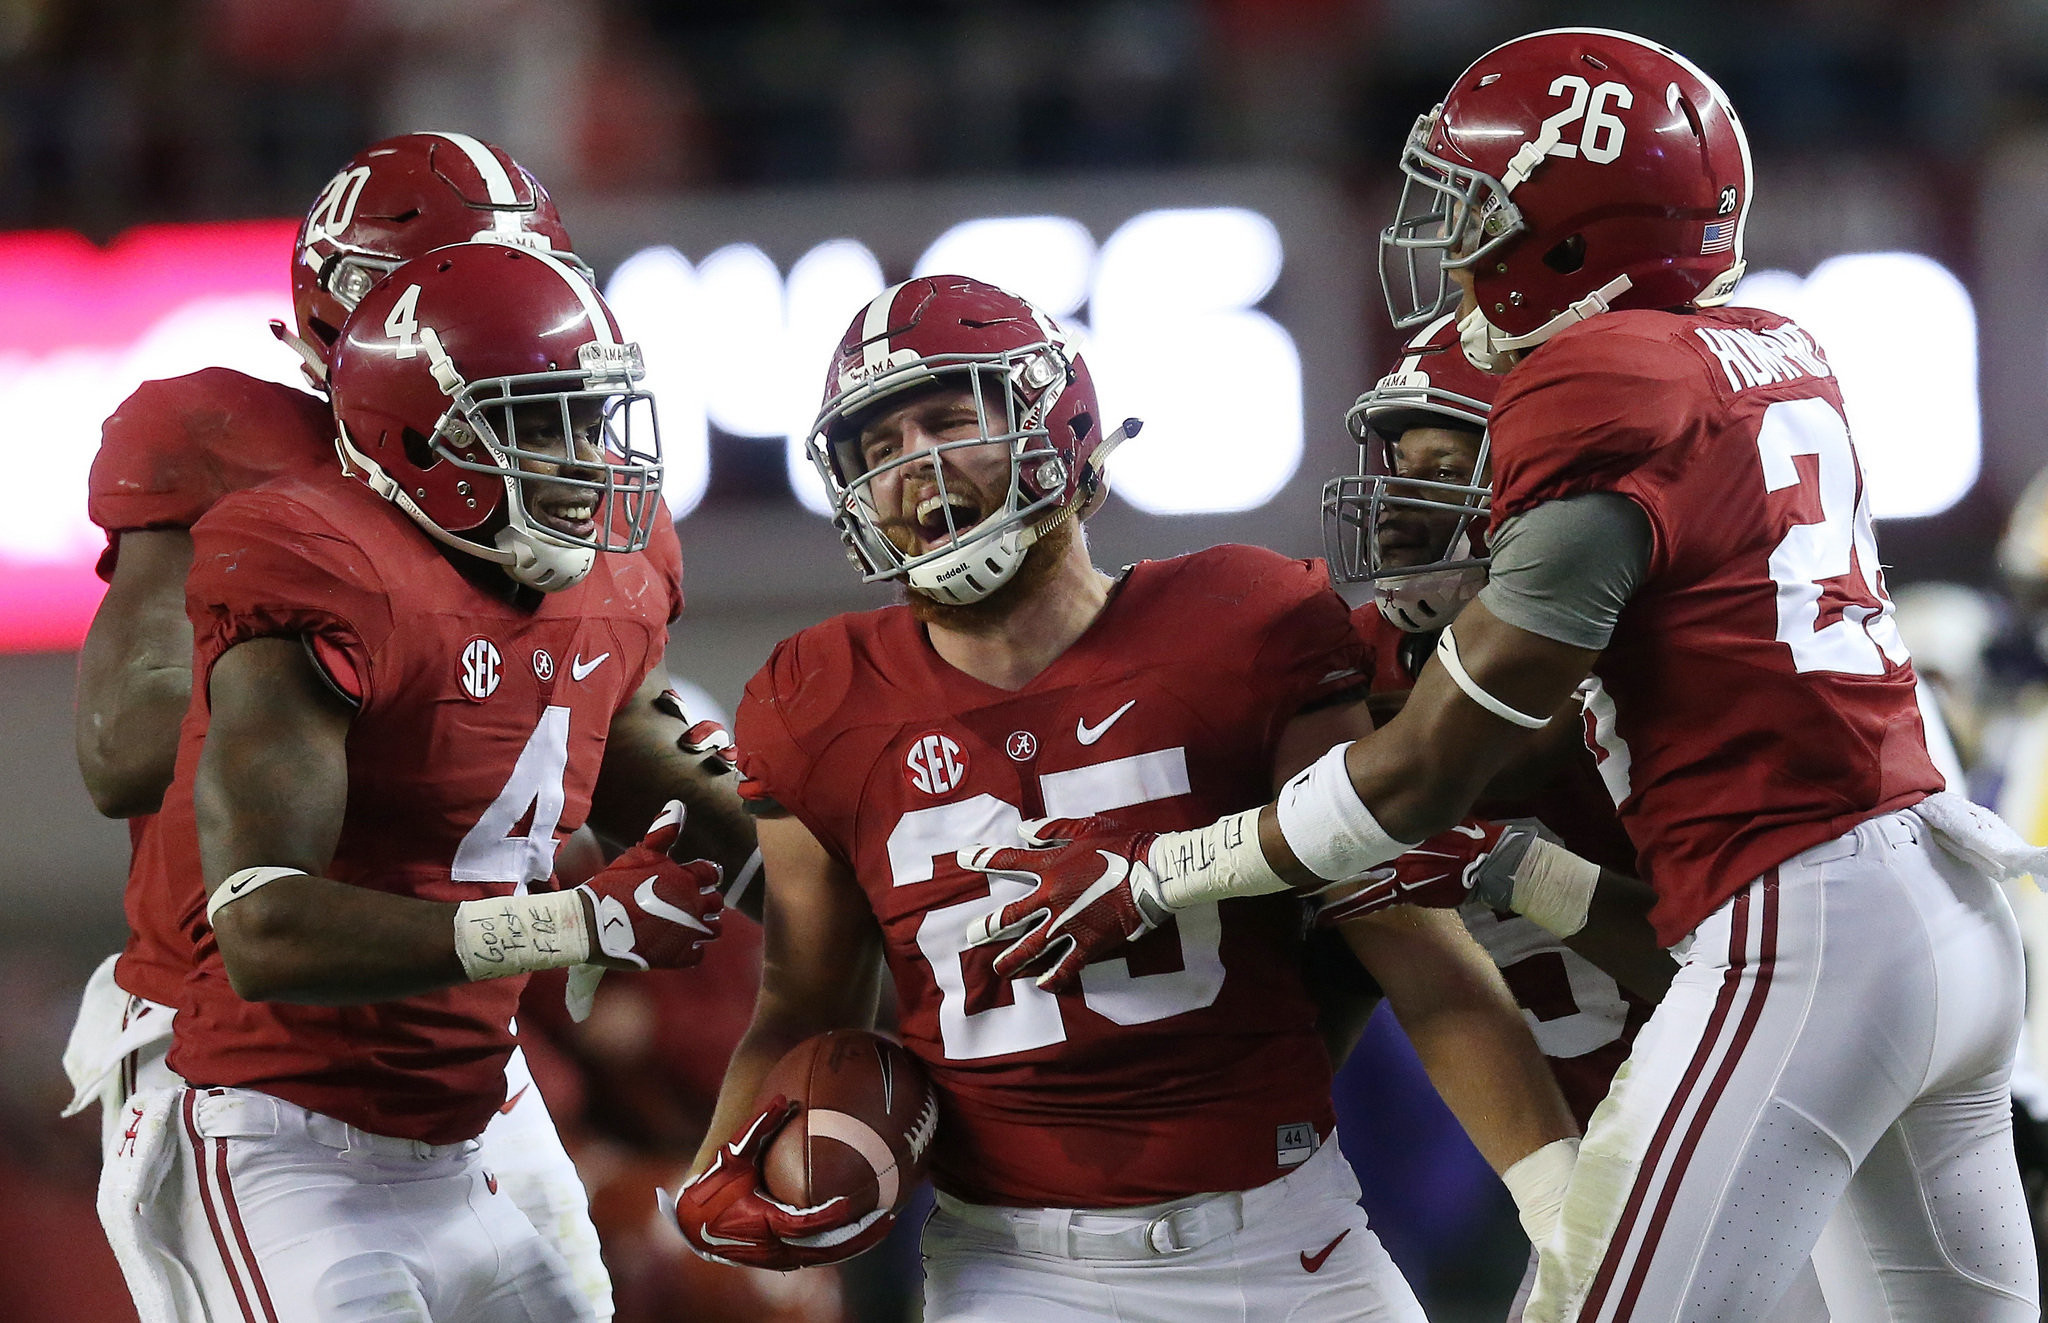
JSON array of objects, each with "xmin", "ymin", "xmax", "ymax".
[{"xmin": 904, "ymin": 731, "xmax": 967, "ymax": 796}]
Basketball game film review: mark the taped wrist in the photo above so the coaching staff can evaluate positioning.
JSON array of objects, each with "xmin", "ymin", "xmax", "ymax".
[
  {"xmin": 1275, "ymin": 742, "xmax": 1417, "ymax": 883},
  {"xmin": 205, "ymin": 867, "xmax": 309, "ymax": 924},
  {"xmin": 1509, "ymin": 838, "xmax": 1601, "ymax": 938},
  {"xmin": 453, "ymin": 890, "xmax": 593, "ymax": 982},
  {"xmin": 1149, "ymin": 808, "xmax": 1289, "ymax": 910},
  {"xmin": 1502, "ymin": 1136, "xmax": 1579, "ymax": 1246}
]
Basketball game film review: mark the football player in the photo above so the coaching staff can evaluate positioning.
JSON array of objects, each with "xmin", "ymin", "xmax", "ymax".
[
  {"xmin": 93, "ymin": 243, "xmax": 730, "ymax": 1322},
  {"xmin": 963, "ymin": 28, "xmax": 2043, "ymax": 1323},
  {"xmin": 62, "ymin": 133, "xmax": 750, "ymax": 1323},
  {"xmin": 668, "ymin": 275, "xmax": 1581, "ymax": 1322}
]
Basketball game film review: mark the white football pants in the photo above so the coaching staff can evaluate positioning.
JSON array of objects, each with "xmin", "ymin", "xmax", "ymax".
[
  {"xmin": 66, "ymin": 963, "xmax": 612, "ymax": 1322},
  {"xmin": 1527, "ymin": 809, "xmax": 2039, "ymax": 1322},
  {"xmin": 920, "ymin": 1135, "xmax": 1426, "ymax": 1323}
]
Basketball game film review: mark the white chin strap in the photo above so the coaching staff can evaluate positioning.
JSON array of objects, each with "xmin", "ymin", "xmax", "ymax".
[
  {"xmin": 1375, "ymin": 565, "xmax": 1486, "ymax": 633},
  {"xmin": 496, "ymin": 524, "xmax": 595, "ymax": 592},
  {"xmin": 1459, "ymin": 273, "xmax": 1635, "ymax": 372},
  {"xmin": 908, "ymin": 519, "xmax": 1034, "ymax": 606}
]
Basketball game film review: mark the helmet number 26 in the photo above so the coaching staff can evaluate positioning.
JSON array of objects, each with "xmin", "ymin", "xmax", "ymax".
[{"xmin": 1539, "ymin": 76, "xmax": 1632, "ymax": 165}]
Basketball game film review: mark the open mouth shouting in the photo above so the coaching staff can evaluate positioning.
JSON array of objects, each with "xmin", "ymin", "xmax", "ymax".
[{"xmin": 912, "ymin": 489, "xmax": 987, "ymax": 551}]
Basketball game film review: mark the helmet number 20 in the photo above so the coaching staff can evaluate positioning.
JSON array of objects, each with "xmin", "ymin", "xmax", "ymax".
[{"xmin": 1539, "ymin": 76, "xmax": 1632, "ymax": 164}]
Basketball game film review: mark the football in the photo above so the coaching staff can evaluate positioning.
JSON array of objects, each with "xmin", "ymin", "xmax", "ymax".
[{"xmin": 756, "ymin": 1029, "xmax": 937, "ymax": 1219}]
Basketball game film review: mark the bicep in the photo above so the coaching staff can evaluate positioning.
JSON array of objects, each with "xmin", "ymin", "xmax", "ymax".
[
  {"xmin": 75, "ymin": 528, "xmax": 195, "ymax": 816},
  {"xmin": 194, "ymin": 636, "xmax": 354, "ymax": 894},
  {"xmin": 1351, "ymin": 600, "xmax": 1600, "ymax": 839},
  {"xmin": 1271, "ymin": 695, "xmax": 1376, "ymax": 794},
  {"xmin": 753, "ymin": 811, "xmax": 883, "ymax": 1032}
]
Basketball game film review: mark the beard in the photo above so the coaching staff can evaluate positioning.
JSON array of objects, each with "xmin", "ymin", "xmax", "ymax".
[{"xmin": 905, "ymin": 513, "xmax": 1078, "ymax": 635}]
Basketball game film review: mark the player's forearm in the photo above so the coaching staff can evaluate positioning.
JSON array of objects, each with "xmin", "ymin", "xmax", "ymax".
[
  {"xmin": 210, "ymin": 873, "xmax": 472, "ymax": 1004},
  {"xmin": 1566, "ymin": 869, "xmax": 1677, "ymax": 1003},
  {"xmin": 75, "ymin": 660, "xmax": 189, "ymax": 817},
  {"xmin": 1396, "ymin": 991, "xmax": 1580, "ymax": 1173},
  {"xmin": 1359, "ymin": 913, "xmax": 1579, "ymax": 1173}
]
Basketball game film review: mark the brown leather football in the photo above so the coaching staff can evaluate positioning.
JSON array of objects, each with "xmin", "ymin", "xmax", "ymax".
[{"xmin": 756, "ymin": 1029, "xmax": 937, "ymax": 1218}]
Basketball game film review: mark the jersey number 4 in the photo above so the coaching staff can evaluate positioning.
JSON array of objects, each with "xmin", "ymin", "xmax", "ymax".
[{"xmin": 889, "ymin": 748, "xmax": 1225, "ymax": 1062}]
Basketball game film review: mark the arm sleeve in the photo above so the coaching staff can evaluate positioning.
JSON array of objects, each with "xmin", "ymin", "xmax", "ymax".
[{"xmin": 1476, "ymin": 493, "xmax": 1652, "ymax": 650}]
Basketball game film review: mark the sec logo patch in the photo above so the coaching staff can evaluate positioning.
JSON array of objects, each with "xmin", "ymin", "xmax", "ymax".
[
  {"xmin": 905, "ymin": 731, "xmax": 967, "ymax": 796},
  {"xmin": 459, "ymin": 637, "xmax": 502, "ymax": 701}
]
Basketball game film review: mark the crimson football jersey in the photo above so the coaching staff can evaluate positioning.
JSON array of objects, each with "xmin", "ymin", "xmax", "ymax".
[
  {"xmin": 90, "ymin": 368, "xmax": 336, "ymax": 1009},
  {"xmin": 155, "ymin": 464, "xmax": 682, "ymax": 1145},
  {"xmin": 1355, "ymin": 607, "xmax": 1647, "ymax": 1126},
  {"xmin": 737, "ymin": 545, "xmax": 1368, "ymax": 1207},
  {"xmin": 1488, "ymin": 307, "xmax": 1942, "ymax": 946}
]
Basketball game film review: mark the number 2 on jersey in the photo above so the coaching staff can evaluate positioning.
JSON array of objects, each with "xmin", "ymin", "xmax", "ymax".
[
  {"xmin": 898, "ymin": 748, "xmax": 1226, "ymax": 1061},
  {"xmin": 1755, "ymin": 397, "xmax": 1909, "ymax": 676}
]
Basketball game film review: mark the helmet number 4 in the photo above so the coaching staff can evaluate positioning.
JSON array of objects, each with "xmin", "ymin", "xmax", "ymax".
[
  {"xmin": 385, "ymin": 284, "xmax": 423, "ymax": 360},
  {"xmin": 1539, "ymin": 76, "xmax": 1632, "ymax": 164}
]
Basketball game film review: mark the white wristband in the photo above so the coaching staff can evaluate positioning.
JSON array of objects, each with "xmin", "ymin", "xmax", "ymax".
[
  {"xmin": 1275, "ymin": 742, "xmax": 1416, "ymax": 884},
  {"xmin": 1501, "ymin": 1136, "xmax": 1579, "ymax": 1246},
  {"xmin": 1148, "ymin": 808, "xmax": 1290, "ymax": 910},
  {"xmin": 206, "ymin": 867, "xmax": 309, "ymax": 923},
  {"xmin": 453, "ymin": 891, "xmax": 593, "ymax": 982},
  {"xmin": 1511, "ymin": 837, "xmax": 1602, "ymax": 938}
]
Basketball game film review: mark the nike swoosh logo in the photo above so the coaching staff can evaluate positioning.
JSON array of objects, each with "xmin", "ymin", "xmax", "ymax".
[
  {"xmin": 571, "ymin": 652, "xmax": 610, "ymax": 681},
  {"xmin": 499, "ymin": 1085, "xmax": 530, "ymax": 1115},
  {"xmin": 1048, "ymin": 851, "xmax": 1131, "ymax": 932},
  {"xmin": 1301, "ymin": 1228, "xmax": 1351, "ymax": 1273},
  {"xmin": 636, "ymin": 876, "xmax": 714, "ymax": 935},
  {"xmin": 1452, "ymin": 824, "xmax": 1487, "ymax": 839},
  {"xmin": 1320, "ymin": 668, "xmax": 1362, "ymax": 685},
  {"xmin": 1075, "ymin": 699, "xmax": 1136, "ymax": 746}
]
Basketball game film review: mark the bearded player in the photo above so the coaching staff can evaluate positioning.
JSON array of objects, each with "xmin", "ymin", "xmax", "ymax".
[
  {"xmin": 966, "ymin": 28, "xmax": 2041, "ymax": 1322},
  {"xmin": 91, "ymin": 243, "xmax": 732, "ymax": 1322},
  {"xmin": 62, "ymin": 133, "xmax": 736, "ymax": 1322},
  {"xmin": 667, "ymin": 275, "xmax": 1581, "ymax": 1322}
]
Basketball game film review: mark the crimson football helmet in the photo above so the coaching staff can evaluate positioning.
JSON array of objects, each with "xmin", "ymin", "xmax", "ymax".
[
  {"xmin": 283, "ymin": 132, "xmax": 590, "ymax": 383},
  {"xmin": 1324, "ymin": 313, "xmax": 1498, "ymax": 632},
  {"xmin": 329, "ymin": 243, "xmax": 661, "ymax": 592},
  {"xmin": 809, "ymin": 276, "xmax": 1136, "ymax": 606},
  {"xmin": 1382, "ymin": 28, "xmax": 1751, "ymax": 371}
]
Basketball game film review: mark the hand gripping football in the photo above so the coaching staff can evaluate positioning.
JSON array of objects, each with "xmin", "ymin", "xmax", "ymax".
[{"xmin": 757, "ymin": 1029, "xmax": 937, "ymax": 1221}]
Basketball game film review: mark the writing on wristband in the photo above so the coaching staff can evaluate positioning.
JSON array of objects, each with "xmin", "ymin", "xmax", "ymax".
[
  {"xmin": 1151, "ymin": 808, "xmax": 1289, "ymax": 909},
  {"xmin": 453, "ymin": 890, "xmax": 592, "ymax": 982}
]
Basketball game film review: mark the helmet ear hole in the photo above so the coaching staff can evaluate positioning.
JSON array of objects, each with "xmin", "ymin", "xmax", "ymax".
[
  {"xmin": 402, "ymin": 427, "xmax": 440, "ymax": 471},
  {"xmin": 1067, "ymin": 411, "xmax": 1092, "ymax": 444},
  {"xmin": 1543, "ymin": 235, "xmax": 1586, "ymax": 275}
]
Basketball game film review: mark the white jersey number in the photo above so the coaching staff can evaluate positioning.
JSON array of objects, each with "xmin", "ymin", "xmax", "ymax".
[
  {"xmin": 1464, "ymin": 904, "xmax": 1630, "ymax": 1059},
  {"xmin": 1756, "ymin": 397, "xmax": 1909, "ymax": 676},
  {"xmin": 1540, "ymin": 76, "xmax": 1633, "ymax": 164},
  {"xmin": 899, "ymin": 747, "xmax": 1226, "ymax": 1061},
  {"xmin": 451, "ymin": 705, "xmax": 570, "ymax": 888}
]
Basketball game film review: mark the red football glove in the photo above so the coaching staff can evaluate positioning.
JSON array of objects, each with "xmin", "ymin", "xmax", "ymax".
[
  {"xmin": 664, "ymin": 1096, "xmax": 895, "ymax": 1271},
  {"xmin": 575, "ymin": 800, "xmax": 724, "ymax": 971},
  {"xmin": 1314, "ymin": 818, "xmax": 1534, "ymax": 927},
  {"xmin": 959, "ymin": 816, "xmax": 1169, "ymax": 995}
]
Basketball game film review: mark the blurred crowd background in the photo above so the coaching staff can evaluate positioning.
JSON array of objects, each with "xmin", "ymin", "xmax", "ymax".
[{"xmin": 5, "ymin": 2, "xmax": 2048, "ymax": 1321}]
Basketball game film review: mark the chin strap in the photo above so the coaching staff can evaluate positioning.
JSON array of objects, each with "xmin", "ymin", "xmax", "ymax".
[
  {"xmin": 270, "ymin": 320, "xmax": 329, "ymax": 389},
  {"xmin": 1460, "ymin": 274, "xmax": 1634, "ymax": 371}
]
